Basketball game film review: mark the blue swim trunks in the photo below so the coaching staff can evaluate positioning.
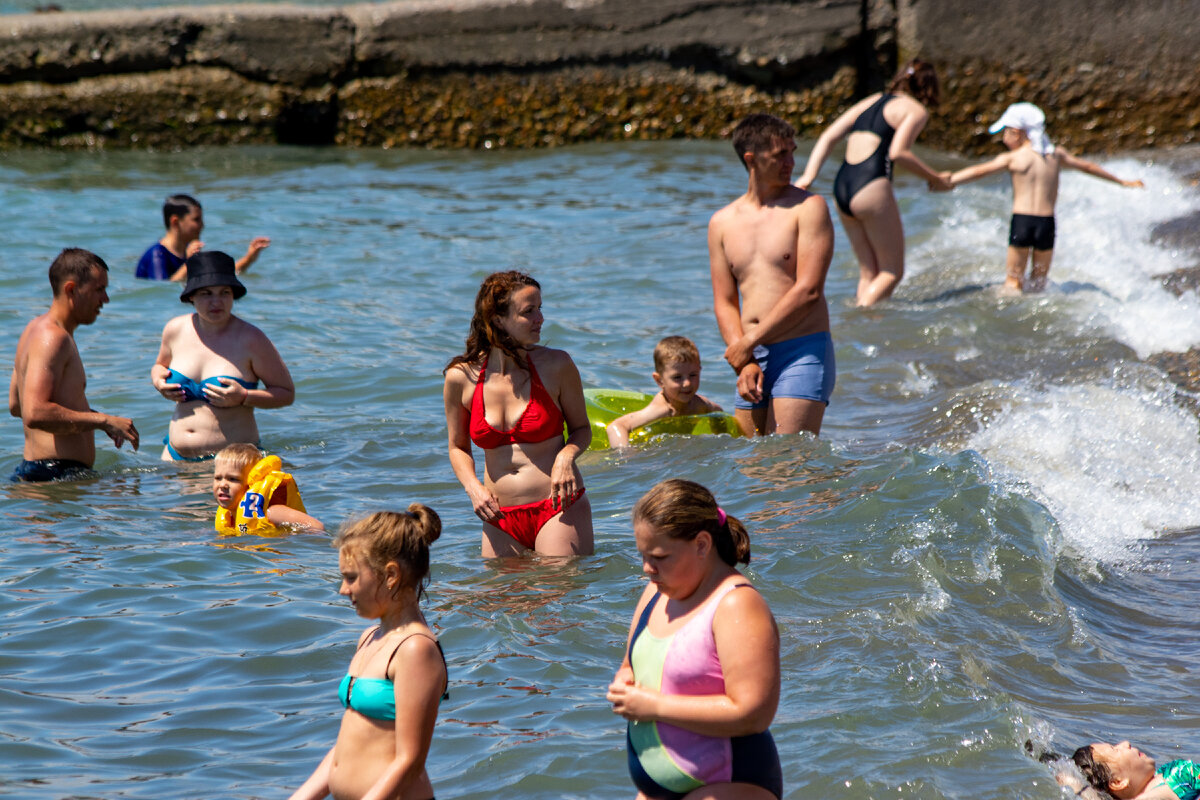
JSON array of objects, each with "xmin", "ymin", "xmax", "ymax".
[
  {"xmin": 733, "ymin": 331, "xmax": 836, "ymax": 410},
  {"xmin": 10, "ymin": 458, "xmax": 97, "ymax": 482}
]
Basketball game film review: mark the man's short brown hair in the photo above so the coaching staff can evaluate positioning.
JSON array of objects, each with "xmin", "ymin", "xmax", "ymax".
[
  {"xmin": 49, "ymin": 248, "xmax": 108, "ymax": 296},
  {"xmin": 731, "ymin": 114, "xmax": 796, "ymax": 171}
]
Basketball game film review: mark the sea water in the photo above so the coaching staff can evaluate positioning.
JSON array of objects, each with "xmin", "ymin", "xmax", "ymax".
[{"xmin": 1, "ymin": 140, "xmax": 1199, "ymax": 799}]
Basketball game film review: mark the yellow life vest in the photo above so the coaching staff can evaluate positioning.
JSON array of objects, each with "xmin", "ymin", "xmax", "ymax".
[{"xmin": 214, "ymin": 455, "xmax": 307, "ymax": 536}]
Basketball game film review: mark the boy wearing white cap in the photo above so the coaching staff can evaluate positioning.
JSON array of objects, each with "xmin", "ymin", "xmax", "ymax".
[{"xmin": 950, "ymin": 102, "xmax": 1143, "ymax": 293}]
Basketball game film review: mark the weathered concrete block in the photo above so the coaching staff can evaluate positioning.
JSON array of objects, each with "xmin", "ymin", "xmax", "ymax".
[
  {"xmin": 336, "ymin": 63, "xmax": 858, "ymax": 148},
  {"xmin": 0, "ymin": 5, "xmax": 355, "ymax": 86},
  {"xmin": 186, "ymin": 5, "xmax": 355, "ymax": 86},
  {"xmin": 348, "ymin": 0, "xmax": 862, "ymax": 82},
  {"xmin": 897, "ymin": 0, "xmax": 1200, "ymax": 152},
  {"xmin": 0, "ymin": 0, "xmax": 1194, "ymax": 150},
  {"xmin": 0, "ymin": 10, "xmax": 193, "ymax": 81},
  {"xmin": 0, "ymin": 65, "xmax": 284, "ymax": 147}
]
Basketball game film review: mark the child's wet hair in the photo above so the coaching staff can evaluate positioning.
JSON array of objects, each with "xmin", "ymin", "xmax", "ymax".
[
  {"xmin": 214, "ymin": 442, "xmax": 262, "ymax": 475},
  {"xmin": 1072, "ymin": 745, "xmax": 1116, "ymax": 798},
  {"xmin": 334, "ymin": 506, "xmax": 442, "ymax": 599},
  {"xmin": 633, "ymin": 479, "xmax": 751, "ymax": 566},
  {"xmin": 653, "ymin": 336, "xmax": 701, "ymax": 373}
]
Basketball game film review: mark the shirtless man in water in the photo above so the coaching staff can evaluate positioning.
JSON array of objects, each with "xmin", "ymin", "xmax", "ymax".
[
  {"xmin": 950, "ymin": 102, "xmax": 1143, "ymax": 293},
  {"xmin": 9, "ymin": 248, "xmax": 139, "ymax": 481},
  {"xmin": 708, "ymin": 113, "xmax": 835, "ymax": 437}
]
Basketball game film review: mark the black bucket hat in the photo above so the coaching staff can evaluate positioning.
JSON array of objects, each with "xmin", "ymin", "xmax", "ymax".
[{"xmin": 180, "ymin": 251, "xmax": 246, "ymax": 302}]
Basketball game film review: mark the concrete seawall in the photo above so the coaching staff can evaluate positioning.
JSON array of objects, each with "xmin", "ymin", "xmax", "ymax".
[{"xmin": 0, "ymin": 0, "xmax": 1195, "ymax": 151}]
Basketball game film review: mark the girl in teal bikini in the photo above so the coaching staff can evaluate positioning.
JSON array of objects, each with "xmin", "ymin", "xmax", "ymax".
[{"xmin": 289, "ymin": 508, "xmax": 449, "ymax": 800}]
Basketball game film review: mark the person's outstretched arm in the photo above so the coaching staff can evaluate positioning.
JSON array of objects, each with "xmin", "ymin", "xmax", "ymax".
[
  {"xmin": 795, "ymin": 98, "xmax": 873, "ymax": 189},
  {"xmin": 950, "ymin": 153, "xmax": 1013, "ymax": 186},
  {"xmin": 267, "ymin": 503, "xmax": 325, "ymax": 531},
  {"xmin": 606, "ymin": 393, "xmax": 673, "ymax": 448},
  {"xmin": 235, "ymin": 237, "xmax": 271, "ymax": 273},
  {"xmin": 1058, "ymin": 149, "xmax": 1144, "ymax": 188},
  {"xmin": 889, "ymin": 101, "xmax": 951, "ymax": 189}
]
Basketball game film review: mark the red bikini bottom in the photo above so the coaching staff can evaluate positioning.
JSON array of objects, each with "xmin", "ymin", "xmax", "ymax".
[{"xmin": 493, "ymin": 489, "xmax": 586, "ymax": 550}]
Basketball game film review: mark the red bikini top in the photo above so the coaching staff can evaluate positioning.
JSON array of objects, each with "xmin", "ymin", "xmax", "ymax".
[{"xmin": 469, "ymin": 355, "xmax": 565, "ymax": 449}]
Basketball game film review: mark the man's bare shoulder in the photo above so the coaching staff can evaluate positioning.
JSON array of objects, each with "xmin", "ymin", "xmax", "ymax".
[
  {"xmin": 791, "ymin": 186, "xmax": 827, "ymax": 210},
  {"xmin": 21, "ymin": 314, "xmax": 71, "ymax": 352},
  {"xmin": 709, "ymin": 196, "xmax": 744, "ymax": 229},
  {"xmin": 14, "ymin": 315, "xmax": 74, "ymax": 381},
  {"xmin": 764, "ymin": 186, "xmax": 828, "ymax": 219},
  {"xmin": 788, "ymin": 188, "xmax": 832, "ymax": 226}
]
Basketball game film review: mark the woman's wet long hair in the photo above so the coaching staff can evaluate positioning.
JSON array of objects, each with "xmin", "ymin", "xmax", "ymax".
[
  {"xmin": 888, "ymin": 58, "xmax": 940, "ymax": 108},
  {"xmin": 633, "ymin": 478, "xmax": 751, "ymax": 566},
  {"xmin": 444, "ymin": 271, "xmax": 541, "ymax": 373}
]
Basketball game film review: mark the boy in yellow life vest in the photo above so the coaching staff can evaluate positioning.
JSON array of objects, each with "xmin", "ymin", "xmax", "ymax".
[{"xmin": 213, "ymin": 443, "xmax": 324, "ymax": 535}]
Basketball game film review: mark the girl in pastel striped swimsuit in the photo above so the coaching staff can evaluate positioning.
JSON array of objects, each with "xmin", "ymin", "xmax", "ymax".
[{"xmin": 608, "ymin": 479, "xmax": 783, "ymax": 800}]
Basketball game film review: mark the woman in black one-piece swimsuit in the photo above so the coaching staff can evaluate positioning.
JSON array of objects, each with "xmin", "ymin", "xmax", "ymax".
[{"xmin": 795, "ymin": 59, "xmax": 951, "ymax": 307}]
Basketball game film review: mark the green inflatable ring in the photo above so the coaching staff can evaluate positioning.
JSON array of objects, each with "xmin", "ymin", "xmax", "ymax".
[{"xmin": 583, "ymin": 388, "xmax": 742, "ymax": 450}]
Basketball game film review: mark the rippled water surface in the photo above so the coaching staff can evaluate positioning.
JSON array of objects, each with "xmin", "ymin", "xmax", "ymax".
[{"xmin": 2, "ymin": 141, "xmax": 1199, "ymax": 799}]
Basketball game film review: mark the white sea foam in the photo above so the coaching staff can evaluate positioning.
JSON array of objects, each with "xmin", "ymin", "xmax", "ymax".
[
  {"xmin": 926, "ymin": 159, "xmax": 1200, "ymax": 357},
  {"xmin": 969, "ymin": 380, "xmax": 1200, "ymax": 563},
  {"xmin": 1052, "ymin": 159, "xmax": 1200, "ymax": 356}
]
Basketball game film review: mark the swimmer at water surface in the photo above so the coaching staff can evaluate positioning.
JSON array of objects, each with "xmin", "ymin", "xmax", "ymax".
[
  {"xmin": 1059, "ymin": 741, "xmax": 1199, "ymax": 800},
  {"xmin": 135, "ymin": 193, "xmax": 270, "ymax": 282},
  {"xmin": 605, "ymin": 336, "xmax": 723, "ymax": 449}
]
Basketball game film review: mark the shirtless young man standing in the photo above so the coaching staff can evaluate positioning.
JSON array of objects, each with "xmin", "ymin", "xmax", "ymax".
[
  {"xmin": 709, "ymin": 113, "xmax": 835, "ymax": 437},
  {"xmin": 9, "ymin": 248, "xmax": 139, "ymax": 481},
  {"xmin": 950, "ymin": 102, "xmax": 1143, "ymax": 293}
]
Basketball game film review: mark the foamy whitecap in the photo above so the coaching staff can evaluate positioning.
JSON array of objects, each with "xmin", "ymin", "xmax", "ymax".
[
  {"xmin": 919, "ymin": 159, "xmax": 1200, "ymax": 357},
  {"xmin": 969, "ymin": 380, "xmax": 1200, "ymax": 564}
]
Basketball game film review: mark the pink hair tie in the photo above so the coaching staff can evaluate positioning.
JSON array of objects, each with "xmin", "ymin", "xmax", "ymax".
[{"xmin": 716, "ymin": 507, "xmax": 727, "ymax": 527}]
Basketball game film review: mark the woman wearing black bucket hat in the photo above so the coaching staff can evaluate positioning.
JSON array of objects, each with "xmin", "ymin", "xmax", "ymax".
[{"xmin": 150, "ymin": 251, "xmax": 295, "ymax": 461}]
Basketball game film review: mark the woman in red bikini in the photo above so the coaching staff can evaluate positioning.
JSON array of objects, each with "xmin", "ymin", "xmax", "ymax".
[{"xmin": 443, "ymin": 271, "xmax": 594, "ymax": 557}]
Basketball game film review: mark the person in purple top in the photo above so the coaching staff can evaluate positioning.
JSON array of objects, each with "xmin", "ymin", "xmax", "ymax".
[{"xmin": 135, "ymin": 194, "xmax": 270, "ymax": 281}]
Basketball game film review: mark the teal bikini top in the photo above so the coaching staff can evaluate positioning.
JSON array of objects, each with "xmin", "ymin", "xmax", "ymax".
[
  {"xmin": 165, "ymin": 367, "xmax": 257, "ymax": 404},
  {"xmin": 339, "ymin": 631, "xmax": 449, "ymax": 722}
]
